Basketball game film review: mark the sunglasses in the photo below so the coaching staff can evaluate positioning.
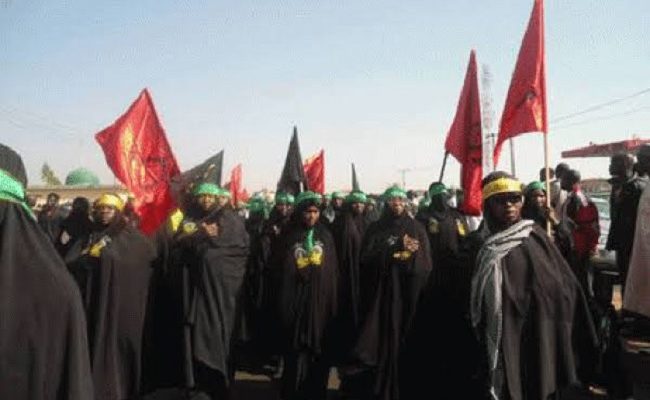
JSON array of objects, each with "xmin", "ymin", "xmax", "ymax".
[{"xmin": 492, "ymin": 194, "xmax": 523, "ymax": 205}]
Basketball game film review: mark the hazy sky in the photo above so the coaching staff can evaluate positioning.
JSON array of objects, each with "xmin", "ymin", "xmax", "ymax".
[{"xmin": 1, "ymin": 0, "xmax": 649, "ymax": 192}]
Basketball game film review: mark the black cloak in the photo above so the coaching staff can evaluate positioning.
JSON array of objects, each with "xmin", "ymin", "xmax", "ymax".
[
  {"xmin": 56, "ymin": 207, "xmax": 93, "ymax": 262},
  {"xmin": 351, "ymin": 211, "xmax": 432, "ymax": 400},
  {"xmin": 0, "ymin": 144, "xmax": 93, "ymax": 400},
  {"xmin": 329, "ymin": 207, "xmax": 369, "ymax": 364},
  {"xmin": 244, "ymin": 208, "xmax": 292, "ymax": 357},
  {"xmin": 410, "ymin": 204, "xmax": 481, "ymax": 398},
  {"xmin": 474, "ymin": 226, "xmax": 598, "ymax": 400},
  {"xmin": 66, "ymin": 220, "xmax": 156, "ymax": 400},
  {"xmin": 271, "ymin": 221, "xmax": 339, "ymax": 399},
  {"xmin": 176, "ymin": 207, "xmax": 250, "ymax": 390}
]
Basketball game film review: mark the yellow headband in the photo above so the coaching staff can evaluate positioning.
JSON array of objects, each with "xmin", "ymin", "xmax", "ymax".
[
  {"xmin": 482, "ymin": 178, "xmax": 523, "ymax": 201},
  {"xmin": 95, "ymin": 194, "xmax": 125, "ymax": 211}
]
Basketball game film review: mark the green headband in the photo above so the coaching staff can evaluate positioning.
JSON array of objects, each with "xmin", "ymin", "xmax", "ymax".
[
  {"xmin": 345, "ymin": 191, "xmax": 367, "ymax": 204},
  {"xmin": 193, "ymin": 183, "xmax": 231, "ymax": 198},
  {"xmin": 295, "ymin": 191, "xmax": 321, "ymax": 207},
  {"xmin": 428, "ymin": 183, "xmax": 448, "ymax": 198},
  {"xmin": 383, "ymin": 186, "xmax": 407, "ymax": 200},
  {"xmin": 275, "ymin": 192, "xmax": 295, "ymax": 205},
  {"xmin": 419, "ymin": 196, "xmax": 431, "ymax": 210},
  {"xmin": 525, "ymin": 181, "xmax": 546, "ymax": 194},
  {"xmin": 332, "ymin": 191, "xmax": 345, "ymax": 200},
  {"xmin": 0, "ymin": 169, "xmax": 34, "ymax": 219},
  {"xmin": 248, "ymin": 198, "xmax": 267, "ymax": 213},
  {"xmin": 192, "ymin": 182, "xmax": 220, "ymax": 196}
]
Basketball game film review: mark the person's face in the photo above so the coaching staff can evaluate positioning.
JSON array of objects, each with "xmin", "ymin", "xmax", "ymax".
[
  {"xmin": 216, "ymin": 195, "xmax": 229, "ymax": 209},
  {"xmin": 302, "ymin": 205, "xmax": 320, "ymax": 227},
  {"xmin": 530, "ymin": 189, "xmax": 546, "ymax": 209},
  {"xmin": 560, "ymin": 176, "xmax": 573, "ymax": 192},
  {"xmin": 275, "ymin": 203, "xmax": 292, "ymax": 217},
  {"xmin": 488, "ymin": 193, "xmax": 523, "ymax": 228},
  {"xmin": 387, "ymin": 197, "xmax": 405, "ymax": 216},
  {"xmin": 351, "ymin": 202, "xmax": 366, "ymax": 216},
  {"xmin": 332, "ymin": 198, "xmax": 344, "ymax": 209},
  {"xmin": 366, "ymin": 203, "xmax": 375, "ymax": 211},
  {"xmin": 47, "ymin": 195, "xmax": 59, "ymax": 208},
  {"xmin": 197, "ymin": 194, "xmax": 217, "ymax": 212},
  {"xmin": 93, "ymin": 205, "xmax": 117, "ymax": 226}
]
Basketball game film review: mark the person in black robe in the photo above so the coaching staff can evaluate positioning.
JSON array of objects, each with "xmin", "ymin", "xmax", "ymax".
[
  {"xmin": 0, "ymin": 143, "xmax": 94, "ymax": 400},
  {"xmin": 349, "ymin": 186, "xmax": 432, "ymax": 400},
  {"xmin": 329, "ymin": 191, "xmax": 370, "ymax": 370},
  {"xmin": 55, "ymin": 196, "xmax": 92, "ymax": 261},
  {"xmin": 38, "ymin": 191, "xmax": 66, "ymax": 243},
  {"xmin": 522, "ymin": 181, "xmax": 572, "ymax": 256},
  {"xmin": 243, "ymin": 191, "xmax": 295, "ymax": 367},
  {"xmin": 470, "ymin": 171, "xmax": 597, "ymax": 400},
  {"xmin": 606, "ymin": 153, "xmax": 648, "ymax": 293},
  {"xmin": 271, "ymin": 191, "xmax": 339, "ymax": 400},
  {"xmin": 64, "ymin": 192, "xmax": 156, "ymax": 400},
  {"xmin": 174, "ymin": 183, "xmax": 250, "ymax": 399},
  {"xmin": 245, "ymin": 196, "xmax": 268, "ymax": 237},
  {"xmin": 411, "ymin": 182, "xmax": 478, "ymax": 399}
]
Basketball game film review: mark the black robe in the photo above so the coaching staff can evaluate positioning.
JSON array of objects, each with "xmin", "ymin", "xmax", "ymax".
[
  {"xmin": 0, "ymin": 201, "xmax": 94, "ymax": 400},
  {"xmin": 351, "ymin": 212, "xmax": 432, "ymax": 400},
  {"xmin": 606, "ymin": 175, "xmax": 648, "ymax": 284},
  {"xmin": 411, "ymin": 205, "xmax": 481, "ymax": 398},
  {"xmin": 66, "ymin": 222, "xmax": 156, "ymax": 400},
  {"xmin": 330, "ymin": 209, "xmax": 369, "ymax": 365},
  {"xmin": 38, "ymin": 205, "xmax": 65, "ymax": 243},
  {"xmin": 272, "ymin": 222, "xmax": 339, "ymax": 400},
  {"xmin": 56, "ymin": 210, "xmax": 93, "ymax": 262},
  {"xmin": 474, "ymin": 226, "xmax": 598, "ymax": 400},
  {"xmin": 244, "ymin": 210, "xmax": 292, "ymax": 357},
  {"xmin": 176, "ymin": 208, "xmax": 250, "ymax": 391}
]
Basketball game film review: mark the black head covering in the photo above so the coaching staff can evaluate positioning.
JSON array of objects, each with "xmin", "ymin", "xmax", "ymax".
[{"xmin": 0, "ymin": 143, "xmax": 93, "ymax": 399}]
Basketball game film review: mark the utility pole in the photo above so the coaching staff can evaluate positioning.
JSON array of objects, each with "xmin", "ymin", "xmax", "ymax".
[{"xmin": 397, "ymin": 168, "xmax": 411, "ymax": 189}]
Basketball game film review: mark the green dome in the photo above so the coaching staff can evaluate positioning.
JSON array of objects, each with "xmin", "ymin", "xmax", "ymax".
[{"xmin": 65, "ymin": 168, "xmax": 100, "ymax": 187}]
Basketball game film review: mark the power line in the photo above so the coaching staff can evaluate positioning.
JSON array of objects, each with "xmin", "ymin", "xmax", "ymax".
[
  {"xmin": 550, "ymin": 87, "xmax": 650, "ymax": 124},
  {"xmin": 552, "ymin": 105, "xmax": 650, "ymax": 131}
]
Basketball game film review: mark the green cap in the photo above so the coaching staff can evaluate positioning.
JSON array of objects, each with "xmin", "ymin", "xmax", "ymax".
[
  {"xmin": 525, "ymin": 181, "xmax": 545, "ymax": 194},
  {"xmin": 383, "ymin": 186, "xmax": 407, "ymax": 200},
  {"xmin": 275, "ymin": 192, "xmax": 295, "ymax": 205},
  {"xmin": 332, "ymin": 191, "xmax": 345, "ymax": 199},
  {"xmin": 345, "ymin": 191, "xmax": 368, "ymax": 204},
  {"xmin": 419, "ymin": 196, "xmax": 431, "ymax": 211},
  {"xmin": 248, "ymin": 197, "xmax": 266, "ymax": 213},
  {"xmin": 295, "ymin": 191, "xmax": 322, "ymax": 207},
  {"xmin": 428, "ymin": 182, "xmax": 448, "ymax": 198}
]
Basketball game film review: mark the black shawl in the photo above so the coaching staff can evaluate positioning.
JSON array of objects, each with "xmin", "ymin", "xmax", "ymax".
[
  {"xmin": 351, "ymin": 212, "xmax": 432, "ymax": 400},
  {"xmin": 178, "ymin": 208, "xmax": 250, "ymax": 387},
  {"xmin": 330, "ymin": 208, "xmax": 369, "ymax": 364},
  {"xmin": 66, "ymin": 222, "xmax": 156, "ymax": 400},
  {"xmin": 0, "ymin": 200, "xmax": 94, "ymax": 400},
  {"xmin": 271, "ymin": 222, "xmax": 339, "ymax": 392},
  {"xmin": 476, "ymin": 226, "xmax": 598, "ymax": 400}
]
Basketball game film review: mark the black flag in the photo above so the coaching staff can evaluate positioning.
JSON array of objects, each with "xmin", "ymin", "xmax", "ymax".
[
  {"xmin": 170, "ymin": 150, "xmax": 224, "ymax": 201},
  {"xmin": 277, "ymin": 126, "xmax": 308, "ymax": 195},
  {"xmin": 351, "ymin": 163, "xmax": 360, "ymax": 192}
]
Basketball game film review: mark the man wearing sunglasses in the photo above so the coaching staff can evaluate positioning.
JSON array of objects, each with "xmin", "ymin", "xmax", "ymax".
[{"xmin": 470, "ymin": 171, "xmax": 597, "ymax": 400}]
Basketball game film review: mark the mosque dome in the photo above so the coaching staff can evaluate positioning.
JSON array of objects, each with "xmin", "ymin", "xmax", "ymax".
[{"xmin": 65, "ymin": 168, "xmax": 100, "ymax": 187}]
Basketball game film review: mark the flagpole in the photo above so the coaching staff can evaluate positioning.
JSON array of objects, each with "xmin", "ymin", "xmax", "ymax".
[
  {"xmin": 509, "ymin": 139, "xmax": 516, "ymax": 177},
  {"xmin": 438, "ymin": 152, "xmax": 450, "ymax": 183},
  {"xmin": 544, "ymin": 133, "xmax": 552, "ymax": 236}
]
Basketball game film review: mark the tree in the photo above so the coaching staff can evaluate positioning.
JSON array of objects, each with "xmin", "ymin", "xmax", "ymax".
[{"xmin": 41, "ymin": 162, "xmax": 62, "ymax": 186}]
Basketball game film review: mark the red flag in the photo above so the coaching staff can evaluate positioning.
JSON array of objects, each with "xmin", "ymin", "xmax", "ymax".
[
  {"xmin": 494, "ymin": 0, "xmax": 547, "ymax": 166},
  {"xmin": 227, "ymin": 164, "xmax": 243, "ymax": 206},
  {"xmin": 303, "ymin": 150, "xmax": 325, "ymax": 194},
  {"xmin": 444, "ymin": 50, "xmax": 483, "ymax": 216},
  {"xmin": 95, "ymin": 89, "xmax": 180, "ymax": 234}
]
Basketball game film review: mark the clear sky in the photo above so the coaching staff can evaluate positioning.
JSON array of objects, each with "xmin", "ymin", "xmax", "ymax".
[{"xmin": 1, "ymin": 0, "xmax": 649, "ymax": 193}]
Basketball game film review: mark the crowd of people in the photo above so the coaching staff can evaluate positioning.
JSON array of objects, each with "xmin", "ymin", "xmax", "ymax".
[{"xmin": 2, "ymin": 141, "xmax": 650, "ymax": 400}]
